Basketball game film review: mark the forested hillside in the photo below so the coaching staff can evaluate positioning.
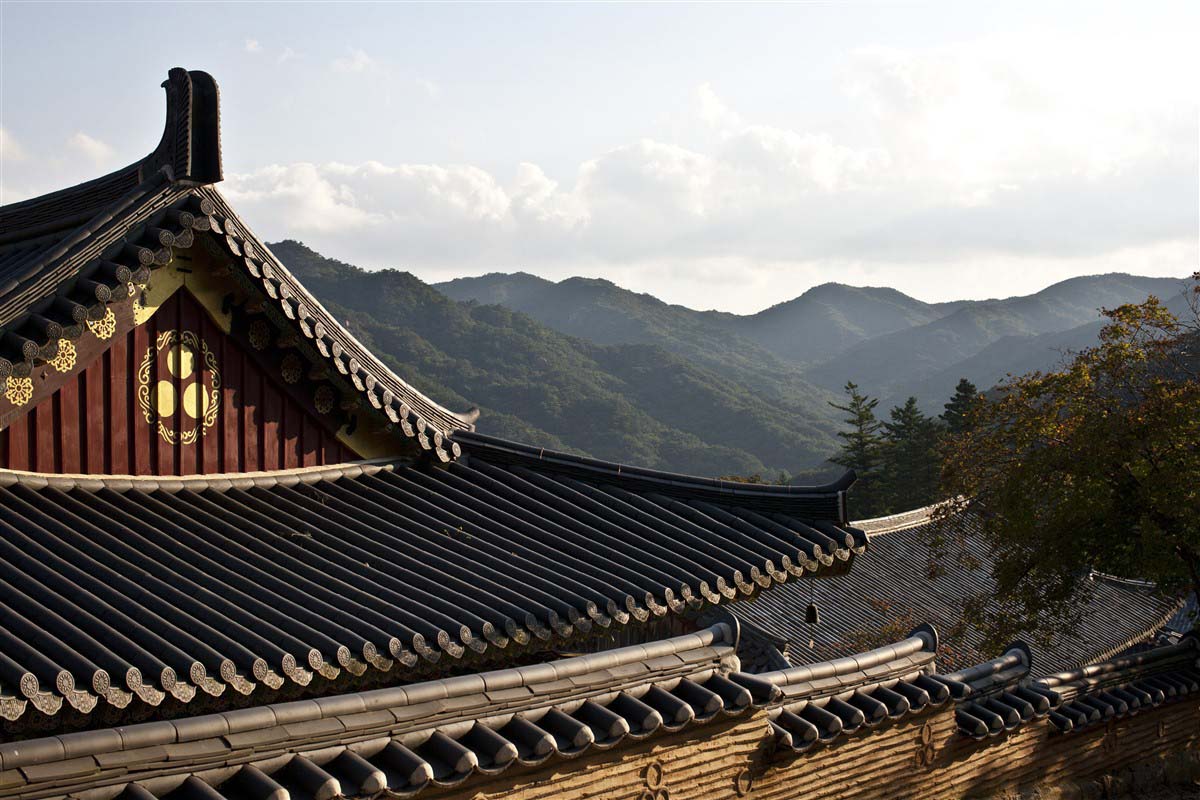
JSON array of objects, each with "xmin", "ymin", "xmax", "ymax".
[
  {"xmin": 275, "ymin": 239, "xmax": 1187, "ymax": 480},
  {"xmin": 271, "ymin": 241, "xmax": 840, "ymax": 477}
]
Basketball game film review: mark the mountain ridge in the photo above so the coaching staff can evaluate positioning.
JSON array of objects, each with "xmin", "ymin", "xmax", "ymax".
[
  {"xmin": 439, "ymin": 270, "xmax": 1190, "ymax": 406},
  {"xmin": 806, "ymin": 273, "xmax": 1189, "ymax": 402}
]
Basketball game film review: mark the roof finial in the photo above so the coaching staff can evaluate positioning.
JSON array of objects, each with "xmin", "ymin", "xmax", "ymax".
[{"xmin": 147, "ymin": 68, "xmax": 223, "ymax": 186}]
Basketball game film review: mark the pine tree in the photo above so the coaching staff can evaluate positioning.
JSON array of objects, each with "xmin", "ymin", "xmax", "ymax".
[
  {"xmin": 879, "ymin": 397, "xmax": 943, "ymax": 510},
  {"xmin": 828, "ymin": 382, "xmax": 885, "ymax": 516},
  {"xmin": 942, "ymin": 378, "xmax": 980, "ymax": 434}
]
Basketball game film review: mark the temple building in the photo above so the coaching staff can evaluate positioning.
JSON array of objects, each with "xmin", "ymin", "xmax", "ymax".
[{"xmin": 0, "ymin": 70, "xmax": 1196, "ymax": 800}]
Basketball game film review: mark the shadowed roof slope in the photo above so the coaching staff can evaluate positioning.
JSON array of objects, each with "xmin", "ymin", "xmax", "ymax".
[{"xmin": 732, "ymin": 505, "xmax": 1179, "ymax": 675}]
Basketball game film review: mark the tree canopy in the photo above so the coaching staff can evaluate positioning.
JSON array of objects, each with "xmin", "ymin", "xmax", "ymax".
[
  {"xmin": 828, "ymin": 384, "xmax": 951, "ymax": 517},
  {"xmin": 880, "ymin": 397, "xmax": 942, "ymax": 512},
  {"xmin": 828, "ymin": 382, "xmax": 886, "ymax": 514},
  {"xmin": 941, "ymin": 378, "xmax": 979, "ymax": 434},
  {"xmin": 937, "ymin": 275, "xmax": 1200, "ymax": 650}
]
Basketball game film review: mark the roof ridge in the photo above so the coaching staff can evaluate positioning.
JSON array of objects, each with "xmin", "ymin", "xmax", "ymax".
[
  {"xmin": 457, "ymin": 430, "xmax": 856, "ymax": 500},
  {"xmin": 0, "ymin": 69, "xmax": 477, "ymax": 461},
  {"xmin": 853, "ymin": 501, "xmax": 951, "ymax": 534},
  {"xmin": 205, "ymin": 187, "xmax": 478, "ymax": 434}
]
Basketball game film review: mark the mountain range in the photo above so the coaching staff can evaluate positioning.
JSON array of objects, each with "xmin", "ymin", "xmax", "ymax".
[
  {"xmin": 438, "ymin": 271, "xmax": 1189, "ymax": 407},
  {"xmin": 269, "ymin": 240, "xmax": 1190, "ymax": 479}
]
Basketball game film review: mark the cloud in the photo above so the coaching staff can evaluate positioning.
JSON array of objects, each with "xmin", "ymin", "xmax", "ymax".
[
  {"xmin": 277, "ymin": 47, "xmax": 298, "ymax": 64},
  {"xmin": 244, "ymin": 38, "xmax": 261, "ymax": 54},
  {"xmin": 209, "ymin": 33, "xmax": 1200, "ymax": 310},
  {"xmin": 66, "ymin": 132, "xmax": 116, "ymax": 166},
  {"xmin": 1, "ymin": 127, "xmax": 26, "ymax": 162},
  {"xmin": 416, "ymin": 78, "xmax": 440, "ymax": 99},
  {"xmin": 695, "ymin": 82, "xmax": 742, "ymax": 133},
  {"xmin": 331, "ymin": 48, "xmax": 372, "ymax": 74}
]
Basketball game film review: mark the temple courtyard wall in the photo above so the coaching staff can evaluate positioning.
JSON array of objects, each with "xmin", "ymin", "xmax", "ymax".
[{"xmin": 432, "ymin": 698, "xmax": 1200, "ymax": 800}]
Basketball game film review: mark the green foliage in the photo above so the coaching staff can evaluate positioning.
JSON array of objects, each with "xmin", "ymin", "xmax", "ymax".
[
  {"xmin": 438, "ymin": 273, "xmax": 848, "ymax": 407},
  {"xmin": 828, "ymin": 382, "xmax": 887, "ymax": 515},
  {"xmin": 880, "ymin": 397, "xmax": 943, "ymax": 511},
  {"xmin": 827, "ymin": 384, "xmax": 951, "ymax": 517},
  {"xmin": 938, "ymin": 275, "xmax": 1200, "ymax": 650},
  {"xmin": 941, "ymin": 378, "xmax": 980, "ymax": 434},
  {"xmin": 717, "ymin": 472, "xmax": 790, "ymax": 485},
  {"xmin": 270, "ymin": 240, "xmax": 838, "ymax": 477}
]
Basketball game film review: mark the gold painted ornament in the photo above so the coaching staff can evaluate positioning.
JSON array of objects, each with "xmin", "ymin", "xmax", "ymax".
[
  {"xmin": 280, "ymin": 353, "xmax": 303, "ymax": 384},
  {"xmin": 47, "ymin": 339, "xmax": 77, "ymax": 373},
  {"xmin": 314, "ymin": 385, "xmax": 335, "ymax": 414},
  {"xmin": 4, "ymin": 377, "xmax": 33, "ymax": 408},
  {"xmin": 87, "ymin": 308, "xmax": 117, "ymax": 340},
  {"xmin": 137, "ymin": 329, "xmax": 221, "ymax": 445},
  {"xmin": 248, "ymin": 319, "xmax": 271, "ymax": 350}
]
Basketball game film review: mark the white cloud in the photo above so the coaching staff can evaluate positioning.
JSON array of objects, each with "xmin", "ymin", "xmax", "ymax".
[
  {"xmin": 695, "ymin": 82, "xmax": 742, "ymax": 134},
  {"xmin": 416, "ymin": 79, "xmax": 440, "ymax": 99},
  {"xmin": 277, "ymin": 47, "xmax": 298, "ymax": 64},
  {"xmin": 66, "ymin": 132, "xmax": 116, "ymax": 166},
  {"xmin": 332, "ymin": 48, "xmax": 373, "ymax": 74},
  {"xmin": 204, "ymin": 33, "xmax": 1200, "ymax": 310},
  {"xmin": 244, "ymin": 38, "xmax": 261, "ymax": 54},
  {"xmin": 1, "ymin": 127, "xmax": 26, "ymax": 162}
]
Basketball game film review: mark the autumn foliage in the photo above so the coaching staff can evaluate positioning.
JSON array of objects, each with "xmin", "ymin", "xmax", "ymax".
[{"xmin": 936, "ymin": 274, "xmax": 1200, "ymax": 651}]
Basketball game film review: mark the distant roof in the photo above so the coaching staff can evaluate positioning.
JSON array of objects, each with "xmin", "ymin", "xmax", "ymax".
[
  {"xmin": 732, "ymin": 505, "xmax": 1180, "ymax": 676},
  {"xmin": 0, "ymin": 432, "xmax": 861, "ymax": 728}
]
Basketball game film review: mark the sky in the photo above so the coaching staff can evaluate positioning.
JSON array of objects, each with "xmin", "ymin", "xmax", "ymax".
[{"xmin": 1, "ymin": 2, "xmax": 1197, "ymax": 314}]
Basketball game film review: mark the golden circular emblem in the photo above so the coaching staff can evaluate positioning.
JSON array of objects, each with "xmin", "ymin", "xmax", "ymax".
[
  {"xmin": 4, "ymin": 377, "xmax": 33, "ymax": 408},
  {"xmin": 281, "ymin": 353, "xmax": 303, "ymax": 384},
  {"xmin": 47, "ymin": 339, "xmax": 77, "ymax": 373},
  {"xmin": 248, "ymin": 319, "xmax": 271, "ymax": 350},
  {"xmin": 314, "ymin": 385, "xmax": 336, "ymax": 414},
  {"xmin": 88, "ymin": 308, "xmax": 117, "ymax": 341},
  {"xmin": 137, "ymin": 330, "xmax": 220, "ymax": 445}
]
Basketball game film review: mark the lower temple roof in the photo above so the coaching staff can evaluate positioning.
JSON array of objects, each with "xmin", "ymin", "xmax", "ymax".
[
  {"xmin": 733, "ymin": 505, "xmax": 1180, "ymax": 675},
  {"xmin": 4, "ymin": 616, "xmax": 1190, "ymax": 800},
  {"xmin": 0, "ymin": 621, "xmax": 757, "ymax": 800},
  {"xmin": 0, "ymin": 435, "xmax": 862, "ymax": 729}
]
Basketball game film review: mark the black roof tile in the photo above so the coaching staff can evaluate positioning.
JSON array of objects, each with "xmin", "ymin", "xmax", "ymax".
[
  {"xmin": 0, "ymin": 69, "xmax": 473, "ymax": 455},
  {"xmin": 0, "ymin": 439, "xmax": 854, "ymax": 728},
  {"xmin": 1, "ymin": 623, "xmax": 757, "ymax": 799}
]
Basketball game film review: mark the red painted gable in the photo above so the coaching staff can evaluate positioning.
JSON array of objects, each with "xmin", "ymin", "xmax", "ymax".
[{"xmin": 0, "ymin": 289, "xmax": 356, "ymax": 475}]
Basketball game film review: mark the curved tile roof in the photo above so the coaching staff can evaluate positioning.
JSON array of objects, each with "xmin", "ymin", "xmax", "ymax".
[
  {"xmin": 0, "ymin": 69, "xmax": 474, "ymax": 457},
  {"xmin": 757, "ymin": 625, "xmax": 955, "ymax": 753},
  {"xmin": 732, "ymin": 505, "xmax": 1180, "ymax": 675},
  {"xmin": 0, "ymin": 435, "xmax": 860, "ymax": 727},
  {"xmin": 941, "ymin": 637, "xmax": 1200, "ymax": 740},
  {"xmin": 0, "ymin": 622, "xmax": 763, "ymax": 800},
  {"xmin": 4, "ymin": 607, "xmax": 1194, "ymax": 800},
  {"xmin": 0, "ymin": 622, "xmax": 966, "ymax": 800}
]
